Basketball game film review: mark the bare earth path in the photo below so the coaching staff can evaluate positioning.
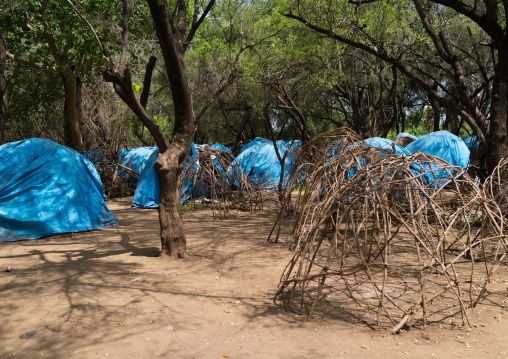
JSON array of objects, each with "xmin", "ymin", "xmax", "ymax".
[{"xmin": 1, "ymin": 198, "xmax": 508, "ymax": 359}]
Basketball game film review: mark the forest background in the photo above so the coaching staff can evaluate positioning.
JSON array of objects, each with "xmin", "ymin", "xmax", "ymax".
[{"xmin": 1, "ymin": 0, "xmax": 506, "ymax": 166}]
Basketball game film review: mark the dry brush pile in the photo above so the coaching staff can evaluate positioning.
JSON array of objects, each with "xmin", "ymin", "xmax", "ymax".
[{"xmin": 272, "ymin": 129, "xmax": 508, "ymax": 331}]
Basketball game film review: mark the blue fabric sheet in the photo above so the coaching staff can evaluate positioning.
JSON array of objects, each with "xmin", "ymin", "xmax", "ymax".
[
  {"xmin": 463, "ymin": 135, "xmax": 480, "ymax": 151},
  {"xmin": 364, "ymin": 137, "xmax": 411, "ymax": 156},
  {"xmin": 394, "ymin": 132, "xmax": 418, "ymax": 140},
  {"xmin": 131, "ymin": 144, "xmax": 198, "ymax": 208},
  {"xmin": 228, "ymin": 140, "xmax": 295, "ymax": 190},
  {"xmin": 119, "ymin": 146, "xmax": 158, "ymax": 176},
  {"xmin": 0, "ymin": 138, "xmax": 118, "ymax": 241},
  {"xmin": 405, "ymin": 131, "xmax": 470, "ymax": 186},
  {"xmin": 239, "ymin": 137, "xmax": 268, "ymax": 154}
]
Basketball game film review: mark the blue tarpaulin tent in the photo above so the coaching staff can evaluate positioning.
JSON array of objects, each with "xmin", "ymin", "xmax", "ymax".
[
  {"xmin": 132, "ymin": 144, "xmax": 198, "ymax": 208},
  {"xmin": 0, "ymin": 138, "xmax": 118, "ymax": 241},
  {"xmin": 364, "ymin": 137, "xmax": 411, "ymax": 156},
  {"xmin": 406, "ymin": 131, "xmax": 470, "ymax": 186},
  {"xmin": 239, "ymin": 137, "xmax": 268, "ymax": 154},
  {"xmin": 119, "ymin": 146, "xmax": 158, "ymax": 175},
  {"xmin": 228, "ymin": 140, "xmax": 296, "ymax": 189}
]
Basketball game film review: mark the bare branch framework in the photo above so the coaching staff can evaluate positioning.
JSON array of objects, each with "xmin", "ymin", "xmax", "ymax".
[{"xmin": 271, "ymin": 128, "xmax": 508, "ymax": 331}]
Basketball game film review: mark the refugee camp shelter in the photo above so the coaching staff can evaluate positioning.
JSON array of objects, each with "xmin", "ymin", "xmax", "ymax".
[
  {"xmin": 119, "ymin": 146, "xmax": 158, "ymax": 176},
  {"xmin": 0, "ymin": 138, "xmax": 118, "ymax": 241},
  {"xmin": 228, "ymin": 140, "xmax": 296, "ymax": 189},
  {"xmin": 210, "ymin": 143, "xmax": 232, "ymax": 153},
  {"xmin": 364, "ymin": 137, "xmax": 411, "ymax": 156},
  {"xmin": 405, "ymin": 131, "xmax": 470, "ymax": 186},
  {"xmin": 239, "ymin": 137, "xmax": 268, "ymax": 154}
]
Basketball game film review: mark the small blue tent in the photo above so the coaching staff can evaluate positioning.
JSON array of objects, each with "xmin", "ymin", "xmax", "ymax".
[
  {"xmin": 228, "ymin": 140, "xmax": 296, "ymax": 189},
  {"xmin": 132, "ymin": 144, "xmax": 198, "ymax": 208},
  {"xmin": 119, "ymin": 146, "xmax": 158, "ymax": 175},
  {"xmin": 0, "ymin": 138, "xmax": 118, "ymax": 241},
  {"xmin": 364, "ymin": 137, "xmax": 411, "ymax": 156},
  {"xmin": 239, "ymin": 137, "xmax": 268, "ymax": 154},
  {"xmin": 406, "ymin": 131, "xmax": 470, "ymax": 186}
]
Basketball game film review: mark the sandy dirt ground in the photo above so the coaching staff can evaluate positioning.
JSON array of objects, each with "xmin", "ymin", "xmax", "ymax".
[{"xmin": 1, "ymin": 197, "xmax": 508, "ymax": 359}]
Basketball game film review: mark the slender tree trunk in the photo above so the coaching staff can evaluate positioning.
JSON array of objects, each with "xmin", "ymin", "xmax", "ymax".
[
  {"xmin": 146, "ymin": 0, "xmax": 196, "ymax": 258},
  {"xmin": 0, "ymin": 30, "xmax": 7, "ymax": 145},
  {"xmin": 62, "ymin": 68, "xmax": 84, "ymax": 152},
  {"xmin": 488, "ymin": 45, "xmax": 508, "ymax": 175}
]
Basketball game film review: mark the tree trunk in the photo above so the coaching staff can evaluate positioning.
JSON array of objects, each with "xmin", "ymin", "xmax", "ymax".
[
  {"xmin": 488, "ymin": 45, "xmax": 508, "ymax": 175},
  {"xmin": 0, "ymin": 30, "xmax": 7, "ymax": 145},
  {"xmin": 155, "ymin": 150, "xmax": 187, "ymax": 258},
  {"xmin": 62, "ymin": 68, "xmax": 84, "ymax": 153}
]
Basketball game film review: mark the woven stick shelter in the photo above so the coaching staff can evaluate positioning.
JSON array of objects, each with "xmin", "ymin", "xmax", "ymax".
[{"xmin": 272, "ymin": 129, "xmax": 508, "ymax": 331}]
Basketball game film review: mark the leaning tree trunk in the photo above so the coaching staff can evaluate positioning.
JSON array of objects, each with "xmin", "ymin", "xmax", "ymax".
[{"xmin": 488, "ymin": 45, "xmax": 508, "ymax": 176}]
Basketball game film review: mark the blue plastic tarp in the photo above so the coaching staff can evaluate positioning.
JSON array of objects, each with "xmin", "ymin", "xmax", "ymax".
[
  {"xmin": 463, "ymin": 135, "xmax": 480, "ymax": 151},
  {"xmin": 364, "ymin": 137, "xmax": 411, "ymax": 156},
  {"xmin": 405, "ymin": 131, "xmax": 470, "ymax": 186},
  {"xmin": 132, "ymin": 144, "xmax": 198, "ymax": 208},
  {"xmin": 119, "ymin": 146, "xmax": 158, "ymax": 176},
  {"xmin": 394, "ymin": 132, "xmax": 418, "ymax": 140},
  {"xmin": 0, "ymin": 138, "xmax": 118, "ymax": 241},
  {"xmin": 210, "ymin": 143, "xmax": 232, "ymax": 154},
  {"xmin": 239, "ymin": 137, "xmax": 268, "ymax": 154},
  {"xmin": 228, "ymin": 140, "xmax": 296, "ymax": 189},
  {"xmin": 85, "ymin": 149, "xmax": 107, "ymax": 166}
]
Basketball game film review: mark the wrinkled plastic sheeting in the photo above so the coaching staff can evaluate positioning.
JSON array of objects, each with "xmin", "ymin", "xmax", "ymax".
[
  {"xmin": 118, "ymin": 146, "xmax": 158, "ymax": 177},
  {"xmin": 406, "ymin": 131, "xmax": 470, "ymax": 187},
  {"xmin": 239, "ymin": 137, "xmax": 268, "ymax": 154},
  {"xmin": 210, "ymin": 143, "xmax": 232, "ymax": 154},
  {"xmin": 0, "ymin": 138, "xmax": 118, "ymax": 241},
  {"xmin": 394, "ymin": 132, "xmax": 418, "ymax": 140},
  {"xmin": 463, "ymin": 135, "xmax": 481, "ymax": 151},
  {"xmin": 228, "ymin": 140, "xmax": 295, "ymax": 190},
  {"xmin": 85, "ymin": 149, "xmax": 107, "ymax": 166},
  {"xmin": 364, "ymin": 137, "xmax": 411, "ymax": 156},
  {"xmin": 132, "ymin": 144, "xmax": 198, "ymax": 208}
]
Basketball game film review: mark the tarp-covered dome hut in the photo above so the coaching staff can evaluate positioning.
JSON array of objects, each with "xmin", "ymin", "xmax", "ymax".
[
  {"xmin": 405, "ymin": 130, "xmax": 470, "ymax": 186},
  {"xmin": 0, "ymin": 138, "xmax": 118, "ymax": 241},
  {"xmin": 364, "ymin": 137, "xmax": 411, "ymax": 156},
  {"xmin": 228, "ymin": 140, "xmax": 296, "ymax": 190},
  {"xmin": 210, "ymin": 143, "xmax": 233, "ymax": 154},
  {"xmin": 239, "ymin": 137, "xmax": 268, "ymax": 154},
  {"xmin": 118, "ymin": 146, "xmax": 158, "ymax": 176}
]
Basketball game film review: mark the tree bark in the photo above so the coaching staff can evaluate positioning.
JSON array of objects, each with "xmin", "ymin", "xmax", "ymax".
[
  {"xmin": 147, "ymin": 0, "xmax": 196, "ymax": 258},
  {"xmin": 61, "ymin": 68, "xmax": 84, "ymax": 153},
  {"xmin": 0, "ymin": 30, "xmax": 7, "ymax": 145},
  {"xmin": 488, "ymin": 44, "xmax": 508, "ymax": 175}
]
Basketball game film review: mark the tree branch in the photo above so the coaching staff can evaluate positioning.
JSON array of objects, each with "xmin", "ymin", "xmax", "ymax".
[{"xmin": 183, "ymin": 0, "xmax": 216, "ymax": 52}]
